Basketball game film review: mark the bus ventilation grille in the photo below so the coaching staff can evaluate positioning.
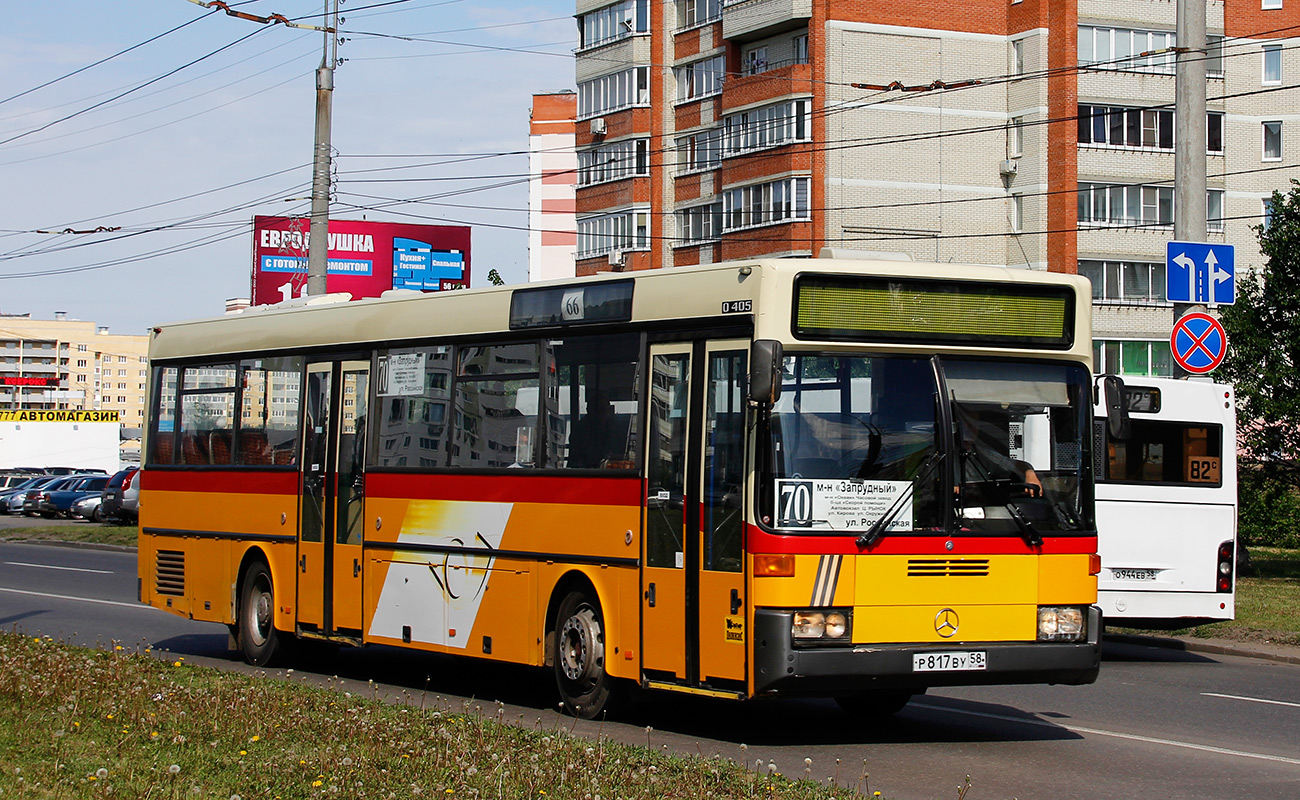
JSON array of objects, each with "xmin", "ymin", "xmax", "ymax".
[
  {"xmin": 907, "ymin": 559, "xmax": 990, "ymax": 577},
  {"xmin": 155, "ymin": 550, "xmax": 185, "ymax": 596}
]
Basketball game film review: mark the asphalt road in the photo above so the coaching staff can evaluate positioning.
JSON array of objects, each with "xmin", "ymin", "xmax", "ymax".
[{"xmin": 2, "ymin": 537, "xmax": 1298, "ymax": 799}]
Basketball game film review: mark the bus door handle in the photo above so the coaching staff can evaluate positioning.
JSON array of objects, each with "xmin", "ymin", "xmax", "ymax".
[
  {"xmin": 353, "ymin": 558, "xmax": 361, "ymax": 578},
  {"xmin": 299, "ymin": 555, "xmax": 306, "ymax": 573},
  {"xmin": 730, "ymin": 588, "xmax": 743, "ymax": 614},
  {"xmin": 646, "ymin": 582, "xmax": 656, "ymax": 607}
]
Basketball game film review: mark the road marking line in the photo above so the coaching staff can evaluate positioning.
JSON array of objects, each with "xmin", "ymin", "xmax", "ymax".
[
  {"xmin": 0, "ymin": 586, "xmax": 145, "ymax": 610},
  {"xmin": 1202, "ymin": 692, "xmax": 1300, "ymax": 709},
  {"xmin": 4, "ymin": 561, "xmax": 112, "ymax": 574},
  {"xmin": 913, "ymin": 701, "xmax": 1300, "ymax": 766}
]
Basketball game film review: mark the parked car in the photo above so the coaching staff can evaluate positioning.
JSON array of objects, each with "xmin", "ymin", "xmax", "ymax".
[
  {"xmin": 101, "ymin": 467, "xmax": 140, "ymax": 524},
  {"xmin": 45, "ymin": 467, "xmax": 108, "ymax": 475},
  {"xmin": 39, "ymin": 474, "xmax": 110, "ymax": 518},
  {"xmin": 71, "ymin": 493, "xmax": 105, "ymax": 522},
  {"xmin": 0, "ymin": 469, "xmax": 45, "ymax": 489},
  {"xmin": 22, "ymin": 475, "xmax": 90, "ymax": 516},
  {"xmin": 1, "ymin": 476, "xmax": 62, "ymax": 514}
]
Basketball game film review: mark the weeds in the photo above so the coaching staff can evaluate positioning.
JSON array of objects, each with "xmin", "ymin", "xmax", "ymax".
[{"xmin": 0, "ymin": 633, "xmax": 873, "ymax": 799}]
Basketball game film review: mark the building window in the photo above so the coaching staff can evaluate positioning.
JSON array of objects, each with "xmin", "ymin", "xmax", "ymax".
[
  {"xmin": 1077, "ymin": 182, "xmax": 1173, "ymax": 228},
  {"xmin": 743, "ymin": 46, "xmax": 768, "ymax": 76},
  {"xmin": 77, "ymin": 344, "xmax": 87, "ymax": 352},
  {"xmin": 1208, "ymin": 112, "xmax": 1224, "ymax": 154},
  {"xmin": 577, "ymin": 208, "xmax": 651, "ymax": 258},
  {"xmin": 1078, "ymin": 104, "xmax": 1189, "ymax": 150},
  {"xmin": 676, "ymin": 0, "xmax": 720, "ymax": 28},
  {"xmin": 722, "ymin": 177, "xmax": 810, "ymax": 231},
  {"xmin": 676, "ymin": 55, "xmax": 725, "ymax": 102},
  {"xmin": 1011, "ymin": 194, "xmax": 1024, "ymax": 232},
  {"xmin": 1264, "ymin": 196, "xmax": 1279, "ymax": 230},
  {"xmin": 577, "ymin": 67, "xmax": 650, "ymax": 119},
  {"xmin": 1079, "ymin": 26, "xmax": 1176, "ymax": 73},
  {"xmin": 1093, "ymin": 340, "xmax": 1174, "ymax": 376},
  {"xmin": 1207, "ymin": 35, "xmax": 1225, "ymax": 78},
  {"xmin": 77, "ymin": 359, "xmax": 86, "ymax": 368},
  {"xmin": 676, "ymin": 127, "xmax": 722, "ymax": 173},
  {"xmin": 793, "ymin": 34, "xmax": 809, "ymax": 64},
  {"xmin": 1208, "ymin": 189, "xmax": 1225, "ymax": 232},
  {"xmin": 578, "ymin": 0, "xmax": 649, "ymax": 50},
  {"xmin": 723, "ymin": 99, "xmax": 810, "ymax": 156},
  {"xmin": 1264, "ymin": 121, "xmax": 1283, "ymax": 161},
  {"xmin": 1012, "ymin": 40, "xmax": 1025, "ymax": 75},
  {"xmin": 1010, "ymin": 117, "xmax": 1024, "ymax": 157},
  {"xmin": 1263, "ymin": 44, "xmax": 1282, "ymax": 84},
  {"xmin": 1079, "ymin": 260, "xmax": 1166, "ymax": 303},
  {"xmin": 578, "ymin": 138, "xmax": 649, "ymax": 185},
  {"xmin": 677, "ymin": 202, "xmax": 723, "ymax": 245},
  {"xmin": 1263, "ymin": 0, "xmax": 1282, "ymax": 8}
]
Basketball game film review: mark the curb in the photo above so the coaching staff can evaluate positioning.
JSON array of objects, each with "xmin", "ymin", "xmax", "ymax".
[
  {"xmin": 1105, "ymin": 633, "xmax": 1300, "ymax": 666},
  {"xmin": 0, "ymin": 536, "xmax": 137, "ymax": 554}
]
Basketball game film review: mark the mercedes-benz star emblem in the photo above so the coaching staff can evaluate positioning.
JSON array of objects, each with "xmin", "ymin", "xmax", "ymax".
[{"xmin": 934, "ymin": 608, "xmax": 959, "ymax": 638}]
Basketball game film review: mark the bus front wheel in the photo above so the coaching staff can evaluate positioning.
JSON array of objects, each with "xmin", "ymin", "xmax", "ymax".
[
  {"xmin": 238, "ymin": 562, "xmax": 290, "ymax": 667},
  {"xmin": 553, "ymin": 590, "xmax": 614, "ymax": 719}
]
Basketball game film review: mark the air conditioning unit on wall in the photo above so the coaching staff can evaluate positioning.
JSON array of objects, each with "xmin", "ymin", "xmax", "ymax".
[{"xmin": 590, "ymin": 117, "xmax": 607, "ymax": 136}]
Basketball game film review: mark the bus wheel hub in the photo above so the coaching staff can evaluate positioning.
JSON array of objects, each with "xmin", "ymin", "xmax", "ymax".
[{"xmin": 559, "ymin": 608, "xmax": 603, "ymax": 682}]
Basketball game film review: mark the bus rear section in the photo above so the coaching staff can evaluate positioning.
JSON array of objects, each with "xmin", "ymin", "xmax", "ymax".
[{"xmin": 1093, "ymin": 377, "xmax": 1237, "ymax": 627}]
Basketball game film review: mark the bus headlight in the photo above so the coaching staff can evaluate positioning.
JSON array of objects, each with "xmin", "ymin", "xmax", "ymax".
[
  {"xmin": 1037, "ymin": 606, "xmax": 1085, "ymax": 641},
  {"xmin": 792, "ymin": 609, "xmax": 851, "ymax": 644}
]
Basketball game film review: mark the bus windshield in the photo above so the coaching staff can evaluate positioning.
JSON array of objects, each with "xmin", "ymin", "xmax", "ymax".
[{"xmin": 759, "ymin": 354, "xmax": 1091, "ymax": 536}]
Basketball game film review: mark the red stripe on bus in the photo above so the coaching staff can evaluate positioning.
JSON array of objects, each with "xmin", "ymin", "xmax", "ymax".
[
  {"xmin": 746, "ymin": 525, "xmax": 1097, "ymax": 556},
  {"xmin": 143, "ymin": 470, "xmax": 299, "ymax": 494},
  {"xmin": 366, "ymin": 473, "xmax": 644, "ymax": 505}
]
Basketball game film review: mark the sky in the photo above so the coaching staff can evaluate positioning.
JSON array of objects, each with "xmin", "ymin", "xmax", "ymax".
[{"xmin": 0, "ymin": 0, "xmax": 578, "ymax": 335}]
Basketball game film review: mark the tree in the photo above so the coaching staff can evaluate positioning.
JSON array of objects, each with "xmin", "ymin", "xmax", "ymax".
[{"xmin": 1219, "ymin": 179, "xmax": 1300, "ymax": 544}]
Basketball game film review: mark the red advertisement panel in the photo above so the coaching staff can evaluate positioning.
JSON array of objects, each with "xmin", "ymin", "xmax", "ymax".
[{"xmin": 251, "ymin": 216, "xmax": 471, "ymax": 305}]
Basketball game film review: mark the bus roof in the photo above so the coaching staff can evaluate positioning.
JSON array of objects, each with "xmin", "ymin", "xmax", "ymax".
[{"xmin": 149, "ymin": 258, "xmax": 1093, "ymax": 364}]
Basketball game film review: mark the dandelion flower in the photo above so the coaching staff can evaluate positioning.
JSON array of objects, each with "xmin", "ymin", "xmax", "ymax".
[
  {"xmin": 96, "ymin": 769, "xmax": 108, "ymax": 779},
  {"xmin": 169, "ymin": 765, "xmax": 181, "ymax": 776},
  {"xmin": 240, "ymin": 750, "xmax": 247, "ymax": 756},
  {"xmin": 250, "ymin": 736, "xmax": 261, "ymax": 742}
]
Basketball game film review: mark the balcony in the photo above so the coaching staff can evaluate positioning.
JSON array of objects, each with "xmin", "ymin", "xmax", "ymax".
[{"xmin": 722, "ymin": 0, "xmax": 810, "ymax": 41}]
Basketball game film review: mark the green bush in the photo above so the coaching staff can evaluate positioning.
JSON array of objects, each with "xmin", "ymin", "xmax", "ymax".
[{"xmin": 1238, "ymin": 468, "xmax": 1300, "ymax": 549}]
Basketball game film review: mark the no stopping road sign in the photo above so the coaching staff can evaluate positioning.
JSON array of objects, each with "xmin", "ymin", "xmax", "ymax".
[{"xmin": 1170, "ymin": 312, "xmax": 1227, "ymax": 374}]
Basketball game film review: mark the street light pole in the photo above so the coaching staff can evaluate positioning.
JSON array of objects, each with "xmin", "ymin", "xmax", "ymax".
[{"xmin": 306, "ymin": 0, "xmax": 338, "ymax": 296}]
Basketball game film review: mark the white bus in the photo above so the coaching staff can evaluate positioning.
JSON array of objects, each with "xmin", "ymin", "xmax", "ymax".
[{"xmin": 1094, "ymin": 377, "xmax": 1237, "ymax": 627}]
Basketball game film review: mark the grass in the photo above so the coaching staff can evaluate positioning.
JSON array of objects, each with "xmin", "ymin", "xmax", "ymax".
[
  {"xmin": 0, "ymin": 522, "xmax": 137, "ymax": 548},
  {"xmin": 0, "ymin": 633, "xmax": 880, "ymax": 800}
]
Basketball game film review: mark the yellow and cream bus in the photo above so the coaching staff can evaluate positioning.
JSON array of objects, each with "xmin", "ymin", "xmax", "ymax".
[{"xmin": 140, "ymin": 257, "xmax": 1110, "ymax": 718}]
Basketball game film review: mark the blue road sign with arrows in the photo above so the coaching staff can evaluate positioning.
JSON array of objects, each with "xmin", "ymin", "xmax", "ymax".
[{"xmin": 1166, "ymin": 241, "xmax": 1235, "ymax": 305}]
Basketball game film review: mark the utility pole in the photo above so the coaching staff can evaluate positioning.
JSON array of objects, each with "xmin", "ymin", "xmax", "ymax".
[
  {"xmin": 306, "ymin": 0, "xmax": 338, "ymax": 296},
  {"xmin": 1174, "ymin": 0, "xmax": 1207, "ymax": 269},
  {"xmin": 1172, "ymin": 0, "xmax": 1208, "ymax": 377}
]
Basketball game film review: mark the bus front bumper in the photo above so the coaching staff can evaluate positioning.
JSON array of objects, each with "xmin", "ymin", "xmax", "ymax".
[{"xmin": 752, "ymin": 606, "xmax": 1102, "ymax": 696}]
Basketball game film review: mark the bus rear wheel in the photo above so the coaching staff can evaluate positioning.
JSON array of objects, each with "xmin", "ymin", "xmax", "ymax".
[
  {"xmin": 835, "ymin": 688, "xmax": 920, "ymax": 717},
  {"xmin": 553, "ymin": 590, "xmax": 615, "ymax": 719},
  {"xmin": 238, "ymin": 562, "xmax": 291, "ymax": 667}
]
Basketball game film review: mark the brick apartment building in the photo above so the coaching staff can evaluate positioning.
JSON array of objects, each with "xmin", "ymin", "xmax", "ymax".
[{"xmin": 571, "ymin": 0, "xmax": 1299, "ymax": 376}]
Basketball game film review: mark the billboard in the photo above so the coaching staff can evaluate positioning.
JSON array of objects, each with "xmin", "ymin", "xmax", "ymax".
[{"xmin": 251, "ymin": 216, "xmax": 471, "ymax": 306}]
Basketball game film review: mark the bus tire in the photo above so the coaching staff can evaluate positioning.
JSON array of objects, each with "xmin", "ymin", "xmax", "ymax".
[
  {"xmin": 238, "ymin": 561, "xmax": 290, "ymax": 667},
  {"xmin": 553, "ymin": 590, "xmax": 615, "ymax": 719},
  {"xmin": 834, "ymin": 688, "xmax": 919, "ymax": 717}
]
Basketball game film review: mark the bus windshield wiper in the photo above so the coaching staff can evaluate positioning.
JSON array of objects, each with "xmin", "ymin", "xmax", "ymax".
[
  {"xmin": 855, "ymin": 451, "xmax": 944, "ymax": 549},
  {"xmin": 1004, "ymin": 500, "xmax": 1043, "ymax": 547}
]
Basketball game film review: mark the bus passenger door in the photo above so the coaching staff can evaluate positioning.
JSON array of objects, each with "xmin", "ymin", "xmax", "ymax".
[
  {"xmin": 331, "ymin": 362, "xmax": 369, "ymax": 635},
  {"xmin": 642, "ymin": 344, "xmax": 692, "ymax": 680},
  {"xmin": 696, "ymin": 342, "xmax": 748, "ymax": 689},
  {"xmin": 297, "ymin": 359, "xmax": 370, "ymax": 637},
  {"xmin": 297, "ymin": 363, "xmax": 332, "ymax": 632}
]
